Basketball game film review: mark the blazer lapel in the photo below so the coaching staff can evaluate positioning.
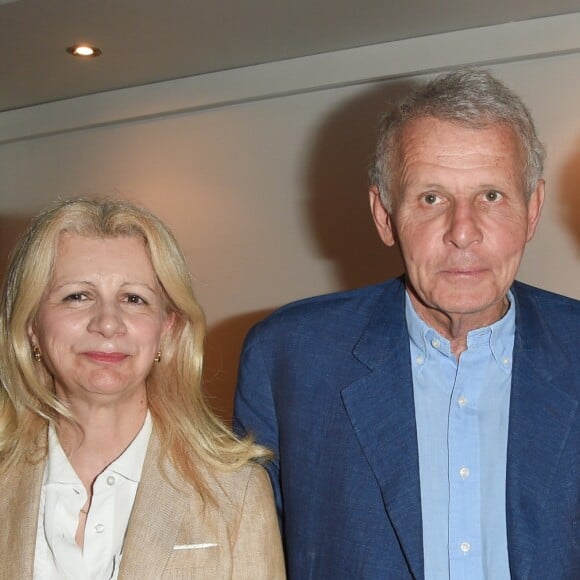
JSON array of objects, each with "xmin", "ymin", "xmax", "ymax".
[
  {"xmin": 506, "ymin": 288, "xmax": 578, "ymax": 579},
  {"xmin": 341, "ymin": 279, "xmax": 424, "ymax": 579},
  {"xmin": 119, "ymin": 431, "xmax": 201, "ymax": 578},
  {"xmin": 0, "ymin": 450, "xmax": 45, "ymax": 579}
]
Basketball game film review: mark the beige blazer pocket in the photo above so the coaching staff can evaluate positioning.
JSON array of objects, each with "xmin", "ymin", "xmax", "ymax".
[{"xmin": 162, "ymin": 542, "xmax": 220, "ymax": 577}]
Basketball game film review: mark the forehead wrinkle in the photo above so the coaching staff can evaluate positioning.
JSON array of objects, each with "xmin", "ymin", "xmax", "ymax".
[
  {"xmin": 400, "ymin": 118, "xmax": 525, "ymax": 165},
  {"xmin": 50, "ymin": 278, "xmax": 158, "ymax": 292},
  {"xmin": 434, "ymin": 151, "xmax": 509, "ymax": 166}
]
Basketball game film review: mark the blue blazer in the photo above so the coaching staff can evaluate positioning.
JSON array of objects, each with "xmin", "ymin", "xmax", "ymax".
[{"xmin": 234, "ymin": 278, "xmax": 579, "ymax": 579}]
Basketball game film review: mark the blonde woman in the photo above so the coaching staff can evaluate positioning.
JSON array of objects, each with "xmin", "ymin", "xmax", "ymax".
[{"xmin": 0, "ymin": 197, "xmax": 285, "ymax": 579}]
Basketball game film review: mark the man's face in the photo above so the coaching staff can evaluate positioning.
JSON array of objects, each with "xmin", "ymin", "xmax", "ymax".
[{"xmin": 370, "ymin": 117, "xmax": 544, "ymax": 330}]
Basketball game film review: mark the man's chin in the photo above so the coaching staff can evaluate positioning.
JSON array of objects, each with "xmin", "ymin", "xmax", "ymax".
[{"xmin": 430, "ymin": 293, "xmax": 507, "ymax": 320}]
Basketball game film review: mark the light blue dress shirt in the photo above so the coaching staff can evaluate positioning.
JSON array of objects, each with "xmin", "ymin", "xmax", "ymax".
[{"xmin": 406, "ymin": 292, "xmax": 514, "ymax": 580}]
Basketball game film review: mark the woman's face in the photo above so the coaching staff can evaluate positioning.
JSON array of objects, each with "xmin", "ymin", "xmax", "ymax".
[{"xmin": 29, "ymin": 234, "xmax": 173, "ymax": 406}]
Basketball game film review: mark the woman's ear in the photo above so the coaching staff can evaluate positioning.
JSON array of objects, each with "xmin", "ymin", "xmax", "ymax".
[
  {"xmin": 27, "ymin": 322, "xmax": 38, "ymax": 347},
  {"xmin": 162, "ymin": 312, "xmax": 176, "ymax": 336}
]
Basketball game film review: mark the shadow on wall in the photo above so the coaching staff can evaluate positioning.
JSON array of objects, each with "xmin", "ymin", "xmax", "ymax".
[
  {"xmin": 206, "ymin": 80, "xmax": 422, "ymax": 421},
  {"xmin": 204, "ymin": 308, "xmax": 274, "ymax": 423},
  {"xmin": 558, "ymin": 137, "xmax": 580, "ymax": 253},
  {"xmin": 304, "ymin": 79, "xmax": 419, "ymax": 290},
  {"xmin": 0, "ymin": 214, "xmax": 34, "ymax": 287}
]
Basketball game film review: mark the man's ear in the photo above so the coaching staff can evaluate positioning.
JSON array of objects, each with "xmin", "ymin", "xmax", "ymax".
[
  {"xmin": 369, "ymin": 186, "xmax": 396, "ymax": 247},
  {"xmin": 525, "ymin": 179, "xmax": 545, "ymax": 242}
]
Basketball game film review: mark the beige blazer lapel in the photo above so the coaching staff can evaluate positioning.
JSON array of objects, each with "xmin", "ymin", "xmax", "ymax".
[
  {"xmin": 119, "ymin": 432, "xmax": 207, "ymax": 578},
  {"xmin": 0, "ymin": 455, "xmax": 45, "ymax": 579}
]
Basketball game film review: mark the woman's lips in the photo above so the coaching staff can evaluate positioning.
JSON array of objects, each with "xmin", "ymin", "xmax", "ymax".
[{"xmin": 83, "ymin": 351, "xmax": 129, "ymax": 363}]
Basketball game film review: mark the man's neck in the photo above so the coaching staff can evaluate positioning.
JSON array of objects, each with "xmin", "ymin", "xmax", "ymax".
[{"xmin": 407, "ymin": 291, "xmax": 510, "ymax": 357}]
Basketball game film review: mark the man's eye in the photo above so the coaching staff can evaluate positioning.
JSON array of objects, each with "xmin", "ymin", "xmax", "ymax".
[
  {"xmin": 423, "ymin": 193, "xmax": 440, "ymax": 205},
  {"xmin": 484, "ymin": 190, "xmax": 502, "ymax": 202}
]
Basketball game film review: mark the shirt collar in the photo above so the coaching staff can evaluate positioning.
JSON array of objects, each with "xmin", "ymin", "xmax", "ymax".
[
  {"xmin": 45, "ymin": 410, "xmax": 152, "ymax": 485},
  {"xmin": 405, "ymin": 290, "xmax": 515, "ymax": 373}
]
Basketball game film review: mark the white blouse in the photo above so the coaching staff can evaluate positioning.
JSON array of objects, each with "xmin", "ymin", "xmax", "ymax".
[{"xmin": 33, "ymin": 413, "xmax": 152, "ymax": 580}]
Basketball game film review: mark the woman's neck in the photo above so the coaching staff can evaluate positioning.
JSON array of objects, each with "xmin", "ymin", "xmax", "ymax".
[{"xmin": 56, "ymin": 397, "xmax": 148, "ymax": 491}]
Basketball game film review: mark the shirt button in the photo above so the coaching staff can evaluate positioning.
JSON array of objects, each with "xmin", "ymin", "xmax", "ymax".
[
  {"xmin": 107, "ymin": 475, "xmax": 115, "ymax": 486},
  {"xmin": 502, "ymin": 357, "xmax": 510, "ymax": 365},
  {"xmin": 415, "ymin": 355, "xmax": 424, "ymax": 365},
  {"xmin": 459, "ymin": 466, "xmax": 470, "ymax": 479},
  {"xmin": 431, "ymin": 338, "xmax": 440, "ymax": 349},
  {"xmin": 458, "ymin": 396, "xmax": 467, "ymax": 407},
  {"xmin": 95, "ymin": 524, "xmax": 105, "ymax": 534},
  {"xmin": 460, "ymin": 542, "xmax": 471, "ymax": 553}
]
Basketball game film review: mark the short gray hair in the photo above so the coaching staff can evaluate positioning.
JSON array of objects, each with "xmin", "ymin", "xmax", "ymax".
[{"xmin": 369, "ymin": 68, "xmax": 546, "ymax": 210}]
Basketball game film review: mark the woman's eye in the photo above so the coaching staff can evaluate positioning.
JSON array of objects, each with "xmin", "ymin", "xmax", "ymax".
[
  {"xmin": 484, "ymin": 190, "xmax": 502, "ymax": 202},
  {"xmin": 63, "ymin": 293, "xmax": 86, "ymax": 302},
  {"xmin": 125, "ymin": 294, "xmax": 146, "ymax": 305}
]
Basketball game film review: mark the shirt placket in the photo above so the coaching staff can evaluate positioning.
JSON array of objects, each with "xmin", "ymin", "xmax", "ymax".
[
  {"xmin": 448, "ymin": 344, "xmax": 488, "ymax": 580},
  {"xmin": 83, "ymin": 471, "xmax": 117, "ymax": 579}
]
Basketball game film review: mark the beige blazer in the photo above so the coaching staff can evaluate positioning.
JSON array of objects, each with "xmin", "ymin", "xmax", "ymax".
[{"xmin": 0, "ymin": 431, "xmax": 285, "ymax": 579}]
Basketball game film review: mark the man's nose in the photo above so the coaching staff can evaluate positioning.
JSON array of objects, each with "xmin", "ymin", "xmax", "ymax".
[
  {"xmin": 442, "ymin": 202, "xmax": 483, "ymax": 249},
  {"xmin": 87, "ymin": 301, "xmax": 127, "ymax": 337}
]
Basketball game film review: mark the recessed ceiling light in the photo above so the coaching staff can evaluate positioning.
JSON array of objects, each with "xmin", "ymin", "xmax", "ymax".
[{"xmin": 66, "ymin": 45, "xmax": 102, "ymax": 58}]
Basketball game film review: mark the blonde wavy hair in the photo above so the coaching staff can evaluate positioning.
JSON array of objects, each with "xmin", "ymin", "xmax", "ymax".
[{"xmin": 0, "ymin": 197, "xmax": 270, "ymax": 497}]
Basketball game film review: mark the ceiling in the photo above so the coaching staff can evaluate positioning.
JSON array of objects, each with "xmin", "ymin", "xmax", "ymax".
[{"xmin": 1, "ymin": 0, "xmax": 580, "ymax": 112}]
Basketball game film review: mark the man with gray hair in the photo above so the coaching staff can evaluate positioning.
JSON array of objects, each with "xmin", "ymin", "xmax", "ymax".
[{"xmin": 235, "ymin": 69, "xmax": 579, "ymax": 579}]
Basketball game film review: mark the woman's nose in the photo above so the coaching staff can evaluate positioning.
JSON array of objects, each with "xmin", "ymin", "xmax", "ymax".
[{"xmin": 87, "ymin": 302, "xmax": 127, "ymax": 337}]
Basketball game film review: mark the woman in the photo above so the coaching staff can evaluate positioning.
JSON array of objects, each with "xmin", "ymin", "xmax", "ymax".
[{"xmin": 0, "ymin": 197, "xmax": 285, "ymax": 578}]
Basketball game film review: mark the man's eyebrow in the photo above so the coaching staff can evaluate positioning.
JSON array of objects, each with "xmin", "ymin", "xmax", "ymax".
[{"xmin": 402, "ymin": 181, "xmax": 444, "ymax": 190}]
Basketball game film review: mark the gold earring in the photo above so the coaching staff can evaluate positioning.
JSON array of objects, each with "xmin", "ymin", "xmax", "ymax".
[
  {"xmin": 32, "ymin": 345, "xmax": 42, "ymax": 361},
  {"xmin": 154, "ymin": 351, "xmax": 161, "ymax": 363}
]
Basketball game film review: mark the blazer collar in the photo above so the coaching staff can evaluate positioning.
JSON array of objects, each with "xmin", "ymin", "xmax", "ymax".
[
  {"xmin": 342, "ymin": 278, "xmax": 424, "ymax": 579},
  {"xmin": 352, "ymin": 277, "xmax": 409, "ymax": 369},
  {"xmin": 506, "ymin": 283, "xmax": 578, "ymax": 578}
]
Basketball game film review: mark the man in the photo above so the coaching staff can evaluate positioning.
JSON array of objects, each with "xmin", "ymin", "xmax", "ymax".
[{"xmin": 234, "ymin": 69, "xmax": 579, "ymax": 579}]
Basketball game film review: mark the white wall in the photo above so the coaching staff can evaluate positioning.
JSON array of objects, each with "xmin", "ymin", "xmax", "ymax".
[{"xmin": 1, "ymin": 15, "xmax": 579, "ymax": 417}]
